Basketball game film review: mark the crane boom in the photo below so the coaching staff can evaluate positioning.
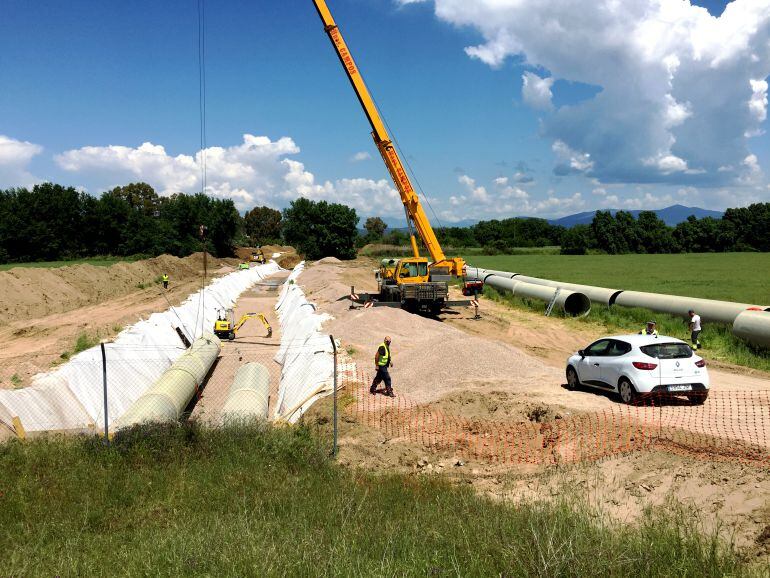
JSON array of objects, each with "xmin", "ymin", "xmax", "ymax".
[{"xmin": 312, "ymin": 0, "xmax": 464, "ymax": 277}]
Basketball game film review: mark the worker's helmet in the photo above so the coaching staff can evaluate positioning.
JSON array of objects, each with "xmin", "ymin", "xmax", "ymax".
[{"xmin": 647, "ymin": 320, "xmax": 656, "ymax": 326}]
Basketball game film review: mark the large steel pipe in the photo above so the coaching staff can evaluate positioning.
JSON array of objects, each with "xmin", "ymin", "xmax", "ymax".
[
  {"xmin": 221, "ymin": 362, "xmax": 270, "ymax": 423},
  {"xmin": 115, "ymin": 333, "xmax": 221, "ymax": 429},
  {"xmin": 511, "ymin": 275, "xmax": 622, "ymax": 307},
  {"xmin": 613, "ymin": 291, "xmax": 757, "ymax": 325},
  {"xmin": 732, "ymin": 310, "xmax": 770, "ymax": 348},
  {"xmin": 465, "ymin": 267, "xmax": 516, "ymax": 281},
  {"xmin": 485, "ymin": 276, "xmax": 591, "ymax": 317}
]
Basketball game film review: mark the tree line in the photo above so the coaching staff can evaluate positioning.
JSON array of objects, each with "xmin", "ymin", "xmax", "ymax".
[
  {"xmin": 3, "ymin": 181, "xmax": 768, "ymax": 264},
  {"xmin": 563, "ymin": 205, "xmax": 770, "ymax": 254},
  {"xmin": 0, "ymin": 182, "xmax": 360, "ymax": 264},
  {"xmin": 360, "ymin": 205, "xmax": 770, "ymax": 255}
]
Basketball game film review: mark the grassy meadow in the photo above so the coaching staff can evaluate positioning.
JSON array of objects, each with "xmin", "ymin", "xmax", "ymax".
[
  {"xmin": 468, "ymin": 251, "xmax": 770, "ymax": 371},
  {"xmin": 466, "ymin": 252, "xmax": 770, "ymax": 305},
  {"xmin": 0, "ymin": 422, "xmax": 753, "ymax": 577},
  {"xmin": 0, "ymin": 256, "xmax": 137, "ymax": 272}
]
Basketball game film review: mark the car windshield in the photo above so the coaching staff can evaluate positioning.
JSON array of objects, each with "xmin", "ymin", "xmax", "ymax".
[{"xmin": 641, "ymin": 342, "xmax": 693, "ymax": 359}]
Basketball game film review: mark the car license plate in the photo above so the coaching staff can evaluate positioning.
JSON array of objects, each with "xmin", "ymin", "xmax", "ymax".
[{"xmin": 668, "ymin": 384, "xmax": 692, "ymax": 392}]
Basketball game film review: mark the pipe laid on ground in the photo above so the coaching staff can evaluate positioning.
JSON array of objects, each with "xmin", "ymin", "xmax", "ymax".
[
  {"xmin": 485, "ymin": 276, "xmax": 591, "ymax": 317},
  {"xmin": 220, "ymin": 362, "xmax": 270, "ymax": 423},
  {"xmin": 613, "ymin": 291, "xmax": 758, "ymax": 325},
  {"xmin": 465, "ymin": 267, "xmax": 516, "ymax": 281},
  {"xmin": 509, "ymin": 275, "xmax": 623, "ymax": 307},
  {"xmin": 732, "ymin": 310, "xmax": 770, "ymax": 348},
  {"xmin": 114, "ymin": 333, "xmax": 221, "ymax": 429}
]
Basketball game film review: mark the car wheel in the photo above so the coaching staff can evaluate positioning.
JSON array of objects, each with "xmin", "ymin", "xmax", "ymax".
[
  {"xmin": 687, "ymin": 392, "xmax": 708, "ymax": 405},
  {"xmin": 566, "ymin": 366, "xmax": 581, "ymax": 391},
  {"xmin": 618, "ymin": 378, "xmax": 637, "ymax": 405}
]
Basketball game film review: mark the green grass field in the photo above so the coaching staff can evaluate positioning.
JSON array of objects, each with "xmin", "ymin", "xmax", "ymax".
[
  {"xmin": 0, "ymin": 423, "xmax": 753, "ymax": 576},
  {"xmin": 0, "ymin": 256, "xmax": 139, "ymax": 272},
  {"xmin": 466, "ymin": 252, "xmax": 770, "ymax": 305}
]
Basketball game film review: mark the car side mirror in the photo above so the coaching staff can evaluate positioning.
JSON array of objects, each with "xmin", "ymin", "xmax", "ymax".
[{"xmin": 578, "ymin": 349, "xmax": 585, "ymax": 358}]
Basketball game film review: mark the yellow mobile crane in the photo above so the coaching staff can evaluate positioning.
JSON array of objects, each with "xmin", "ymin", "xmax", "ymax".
[{"xmin": 313, "ymin": 0, "xmax": 473, "ymax": 315}]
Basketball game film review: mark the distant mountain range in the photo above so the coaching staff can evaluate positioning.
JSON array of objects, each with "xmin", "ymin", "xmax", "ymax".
[
  {"xmin": 380, "ymin": 205, "xmax": 724, "ymax": 231},
  {"xmin": 547, "ymin": 205, "xmax": 725, "ymax": 228}
]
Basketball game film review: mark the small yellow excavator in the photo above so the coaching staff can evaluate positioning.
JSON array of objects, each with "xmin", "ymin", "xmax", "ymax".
[
  {"xmin": 251, "ymin": 247, "xmax": 266, "ymax": 264},
  {"xmin": 214, "ymin": 308, "xmax": 272, "ymax": 341}
]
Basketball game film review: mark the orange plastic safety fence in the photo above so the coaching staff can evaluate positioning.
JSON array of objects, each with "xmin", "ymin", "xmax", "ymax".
[{"xmin": 340, "ymin": 367, "xmax": 770, "ymax": 468}]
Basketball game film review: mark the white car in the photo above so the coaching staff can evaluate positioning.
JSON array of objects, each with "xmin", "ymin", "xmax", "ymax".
[{"xmin": 566, "ymin": 334, "xmax": 710, "ymax": 405}]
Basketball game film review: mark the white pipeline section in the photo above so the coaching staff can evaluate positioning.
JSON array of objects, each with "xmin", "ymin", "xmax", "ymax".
[
  {"xmin": 468, "ymin": 266, "xmax": 770, "ymax": 348},
  {"xmin": 114, "ymin": 334, "xmax": 221, "ymax": 429},
  {"xmin": 470, "ymin": 268, "xmax": 591, "ymax": 317},
  {"xmin": 732, "ymin": 310, "xmax": 770, "ymax": 348},
  {"xmin": 272, "ymin": 262, "xmax": 337, "ymax": 424},
  {"xmin": 0, "ymin": 261, "xmax": 280, "ymax": 435},
  {"xmin": 220, "ymin": 362, "xmax": 270, "ymax": 423}
]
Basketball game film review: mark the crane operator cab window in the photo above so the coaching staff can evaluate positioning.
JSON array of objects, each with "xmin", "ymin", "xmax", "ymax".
[{"xmin": 399, "ymin": 261, "xmax": 428, "ymax": 279}]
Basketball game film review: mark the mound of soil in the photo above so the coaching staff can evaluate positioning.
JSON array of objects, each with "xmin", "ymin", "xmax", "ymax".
[{"xmin": 0, "ymin": 253, "xmax": 231, "ymax": 326}]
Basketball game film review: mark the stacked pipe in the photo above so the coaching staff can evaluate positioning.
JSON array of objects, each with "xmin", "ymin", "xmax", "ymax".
[
  {"xmin": 220, "ymin": 362, "xmax": 270, "ymax": 423},
  {"xmin": 114, "ymin": 333, "xmax": 221, "ymax": 429},
  {"xmin": 466, "ymin": 266, "xmax": 770, "ymax": 348}
]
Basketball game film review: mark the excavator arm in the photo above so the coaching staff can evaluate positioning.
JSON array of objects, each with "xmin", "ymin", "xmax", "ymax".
[
  {"xmin": 312, "ymin": 0, "xmax": 465, "ymax": 277},
  {"xmin": 234, "ymin": 313, "xmax": 273, "ymax": 338}
]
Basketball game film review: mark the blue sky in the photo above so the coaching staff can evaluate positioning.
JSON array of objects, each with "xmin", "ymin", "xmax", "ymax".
[{"xmin": 1, "ymin": 0, "xmax": 768, "ymax": 223}]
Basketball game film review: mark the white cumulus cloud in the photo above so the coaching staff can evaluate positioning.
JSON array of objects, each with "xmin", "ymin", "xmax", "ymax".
[
  {"xmin": 0, "ymin": 135, "xmax": 43, "ymax": 188},
  {"xmin": 404, "ymin": 0, "xmax": 770, "ymax": 186},
  {"xmin": 56, "ymin": 134, "xmax": 402, "ymax": 215},
  {"xmin": 521, "ymin": 71, "xmax": 555, "ymax": 110},
  {"xmin": 350, "ymin": 151, "xmax": 372, "ymax": 162}
]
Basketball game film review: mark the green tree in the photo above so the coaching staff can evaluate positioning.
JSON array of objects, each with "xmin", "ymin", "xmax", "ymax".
[
  {"xmin": 244, "ymin": 206, "xmax": 282, "ymax": 244},
  {"xmin": 283, "ymin": 198, "xmax": 359, "ymax": 260},
  {"xmin": 591, "ymin": 211, "xmax": 629, "ymax": 254},
  {"xmin": 560, "ymin": 225, "xmax": 590, "ymax": 255},
  {"xmin": 635, "ymin": 211, "xmax": 677, "ymax": 253},
  {"xmin": 364, "ymin": 216, "xmax": 387, "ymax": 241}
]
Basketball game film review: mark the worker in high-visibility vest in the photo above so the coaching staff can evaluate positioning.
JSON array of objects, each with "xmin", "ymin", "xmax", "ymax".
[
  {"xmin": 639, "ymin": 320, "xmax": 658, "ymax": 337},
  {"xmin": 369, "ymin": 336, "xmax": 394, "ymax": 397},
  {"xmin": 239, "ymin": 262, "xmax": 249, "ymax": 270},
  {"xmin": 162, "ymin": 273, "xmax": 169, "ymax": 290}
]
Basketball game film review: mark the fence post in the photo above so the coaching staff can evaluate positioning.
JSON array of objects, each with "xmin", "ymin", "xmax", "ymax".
[
  {"xmin": 329, "ymin": 334, "xmax": 338, "ymax": 458},
  {"xmin": 100, "ymin": 341, "xmax": 109, "ymax": 446}
]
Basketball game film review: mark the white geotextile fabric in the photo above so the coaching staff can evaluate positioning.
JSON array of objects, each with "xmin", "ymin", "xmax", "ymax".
[
  {"xmin": 0, "ymin": 261, "xmax": 280, "ymax": 434},
  {"xmin": 273, "ymin": 262, "xmax": 336, "ymax": 424}
]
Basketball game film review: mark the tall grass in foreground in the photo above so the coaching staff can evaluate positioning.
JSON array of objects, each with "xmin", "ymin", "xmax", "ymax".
[
  {"xmin": 0, "ymin": 423, "xmax": 754, "ymax": 576},
  {"xmin": 484, "ymin": 286, "xmax": 770, "ymax": 372}
]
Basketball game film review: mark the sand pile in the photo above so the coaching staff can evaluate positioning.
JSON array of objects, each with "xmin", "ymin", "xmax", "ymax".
[
  {"xmin": 299, "ymin": 260, "xmax": 613, "ymax": 415},
  {"xmin": 0, "ymin": 253, "xmax": 232, "ymax": 326}
]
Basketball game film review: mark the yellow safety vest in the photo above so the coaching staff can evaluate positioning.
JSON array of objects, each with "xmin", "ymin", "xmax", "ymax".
[
  {"xmin": 377, "ymin": 342, "xmax": 390, "ymax": 367},
  {"xmin": 162, "ymin": 274, "xmax": 169, "ymax": 282}
]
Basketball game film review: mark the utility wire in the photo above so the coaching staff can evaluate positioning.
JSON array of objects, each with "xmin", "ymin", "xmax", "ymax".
[{"xmin": 194, "ymin": 0, "xmax": 208, "ymax": 339}]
